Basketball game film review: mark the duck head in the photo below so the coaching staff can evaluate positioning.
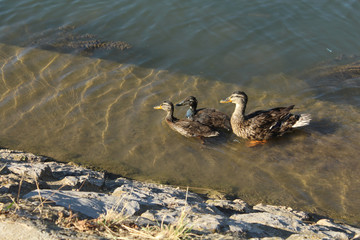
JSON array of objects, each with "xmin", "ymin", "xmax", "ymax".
[
  {"xmin": 154, "ymin": 100, "xmax": 174, "ymax": 112},
  {"xmin": 220, "ymin": 91, "xmax": 248, "ymax": 105},
  {"xmin": 175, "ymin": 96, "xmax": 198, "ymax": 109}
]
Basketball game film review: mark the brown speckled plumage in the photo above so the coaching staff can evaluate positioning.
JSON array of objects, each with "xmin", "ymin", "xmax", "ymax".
[
  {"xmin": 176, "ymin": 96, "xmax": 231, "ymax": 131},
  {"xmin": 154, "ymin": 101, "xmax": 219, "ymax": 138},
  {"xmin": 220, "ymin": 91, "xmax": 311, "ymax": 141}
]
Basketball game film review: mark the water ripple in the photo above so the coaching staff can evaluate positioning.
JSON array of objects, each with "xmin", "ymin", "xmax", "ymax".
[{"xmin": 1, "ymin": 1, "xmax": 360, "ymax": 224}]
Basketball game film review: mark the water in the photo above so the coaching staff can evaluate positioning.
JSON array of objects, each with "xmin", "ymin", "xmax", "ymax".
[{"xmin": 1, "ymin": 0, "xmax": 360, "ymax": 225}]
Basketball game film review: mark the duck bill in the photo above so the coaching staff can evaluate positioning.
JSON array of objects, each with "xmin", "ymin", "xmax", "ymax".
[
  {"xmin": 220, "ymin": 98, "xmax": 232, "ymax": 103},
  {"xmin": 153, "ymin": 105, "xmax": 162, "ymax": 110},
  {"xmin": 175, "ymin": 100, "xmax": 187, "ymax": 107}
]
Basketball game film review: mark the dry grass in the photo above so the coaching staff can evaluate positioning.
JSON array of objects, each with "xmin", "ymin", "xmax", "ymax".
[
  {"xmin": 127, "ymin": 188, "xmax": 197, "ymax": 239},
  {"xmin": 136, "ymin": 209, "xmax": 196, "ymax": 240},
  {"xmin": 97, "ymin": 206, "xmax": 129, "ymax": 228},
  {"xmin": 32, "ymin": 172, "xmax": 66, "ymax": 215},
  {"xmin": 55, "ymin": 190, "xmax": 197, "ymax": 239}
]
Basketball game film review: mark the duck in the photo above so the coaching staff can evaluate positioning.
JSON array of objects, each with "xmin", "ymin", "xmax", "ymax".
[
  {"xmin": 220, "ymin": 91, "xmax": 311, "ymax": 147},
  {"xmin": 175, "ymin": 96, "xmax": 231, "ymax": 131},
  {"xmin": 154, "ymin": 101, "xmax": 219, "ymax": 139}
]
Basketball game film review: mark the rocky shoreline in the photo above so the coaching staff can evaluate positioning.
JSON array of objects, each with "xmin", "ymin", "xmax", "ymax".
[{"xmin": 1, "ymin": 149, "xmax": 359, "ymax": 240}]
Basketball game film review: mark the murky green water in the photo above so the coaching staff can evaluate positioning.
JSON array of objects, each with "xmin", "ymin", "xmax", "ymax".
[{"xmin": 1, "ymin": 0, "xmax": 360, "ymax": 225}]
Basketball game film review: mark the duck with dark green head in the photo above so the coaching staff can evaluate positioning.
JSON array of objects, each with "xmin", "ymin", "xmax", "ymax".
[
  {"xmin": 176, "ymin": 96, "xmax": 231, "ymax": 131},
  {"xmin": 154, "ymin": 100, "xmax": 219, "ymax": 139},
  {"xmin": 220, "ymin": 91, "xmax": 311, "ymax": 146}
]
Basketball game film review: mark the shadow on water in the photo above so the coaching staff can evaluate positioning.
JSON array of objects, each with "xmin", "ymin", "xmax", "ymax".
[
  {"xmin": 201, "ymin": 130, "xmax": 234, "ymax": 146},
  {"xmin": 308, "ymin": 119, "xmax": 341, "ymax": 135}
]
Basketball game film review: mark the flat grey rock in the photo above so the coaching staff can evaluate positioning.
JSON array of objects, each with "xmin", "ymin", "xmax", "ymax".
[
  {"xmin": 231, "ymin": 212, "xmax": 306, "ymax": 233},
  {"xmin": 24, "ymin": 190, "xmax": 140, "ymax": 218}
]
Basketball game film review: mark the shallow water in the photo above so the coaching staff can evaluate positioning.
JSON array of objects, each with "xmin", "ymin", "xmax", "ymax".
[{"xmin": 1, "ymin": 0, "xmax": 360, "ymax": 225}]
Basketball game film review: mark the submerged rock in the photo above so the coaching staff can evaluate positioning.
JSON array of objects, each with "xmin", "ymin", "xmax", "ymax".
[{"xmin": 29, "ymin": 26, "xmax": 132, "ymax": 52}]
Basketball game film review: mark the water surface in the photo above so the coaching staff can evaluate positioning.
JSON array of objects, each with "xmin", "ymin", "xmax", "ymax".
[{"xmin": 1, "ymin": 0, "xmax": 360, "ymax": 225}]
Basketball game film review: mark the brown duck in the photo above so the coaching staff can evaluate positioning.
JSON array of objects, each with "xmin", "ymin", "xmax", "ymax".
[
  {"xmin": 154, "ymin": 101, "xmax": 219, "ymax": 139},
  {"xmin": 176, "ymin": 96, "xmax": 231, "ymax": 131},
  {"xmin": 220, "ymin": 91, "xmax": 311, "ymax": 146}
]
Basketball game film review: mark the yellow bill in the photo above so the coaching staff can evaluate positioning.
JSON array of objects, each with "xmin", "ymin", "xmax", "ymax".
[{"xmin": 220, "ymin": 99, "xmax": 231, "ymax": 103}]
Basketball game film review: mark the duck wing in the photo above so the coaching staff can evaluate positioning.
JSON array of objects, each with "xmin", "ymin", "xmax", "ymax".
[
  {"xmin": 194, "ymin": 108, "xmax": 231, "ymax": 131},
  {"xmin": 167, "ymin": 118, "xmax": 219, "ymax": 138},
  {"xmin": 246, "ymin": 105, "xmax": 298, "ymax": 139}
]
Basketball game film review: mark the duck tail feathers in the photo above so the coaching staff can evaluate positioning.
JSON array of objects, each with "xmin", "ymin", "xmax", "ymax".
[{"xmin": 292, "ymin": 114, "xmax": 311, "ymax": 128}]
